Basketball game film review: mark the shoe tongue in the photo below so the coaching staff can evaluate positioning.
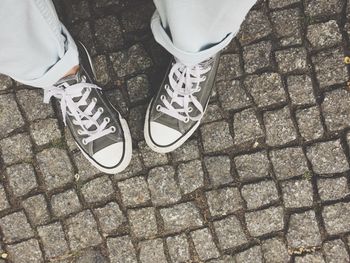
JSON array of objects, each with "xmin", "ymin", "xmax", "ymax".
[{"xmin": 55, "ymin": 71, "xmax": 82, "ymax": 87}]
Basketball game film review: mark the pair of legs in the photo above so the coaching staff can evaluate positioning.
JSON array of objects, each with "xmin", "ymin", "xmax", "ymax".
[{"xmin": 0, "ymin": 0, "xmax": 256, "ymax": 173}]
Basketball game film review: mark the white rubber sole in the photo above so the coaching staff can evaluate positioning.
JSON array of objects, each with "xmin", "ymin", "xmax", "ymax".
[
  {"xmin": 144, "ymin": 100, "xmax": 201, "ymax": 153},
  {"xmin": 77, "ymin": 115, "xmax": 132, "ymax": 174}
]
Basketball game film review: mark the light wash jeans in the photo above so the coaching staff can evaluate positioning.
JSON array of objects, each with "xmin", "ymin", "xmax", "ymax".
[{"xmin": 0, "ymin": 0, "xmax": 256, "ymax": 88}]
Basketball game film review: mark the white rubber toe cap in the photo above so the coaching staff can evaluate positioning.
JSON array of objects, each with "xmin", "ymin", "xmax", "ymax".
[
  {"xmin": 92, "ymin": 142, "xmax": 124, "ymax": 168},
  {"xmin": 149, "ymin": 121, "xmax": 182, "ymax": 146}
]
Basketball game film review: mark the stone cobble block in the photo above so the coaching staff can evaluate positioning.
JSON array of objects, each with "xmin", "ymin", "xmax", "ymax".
[
  {"xmin": 287, "ymin": 75, "xmax": 315, "ymax": 106},
  {"xmin": 127, "ymin": 74, "xmax": 149, "ymax": 103},
  {"xmin": 7, "ymin": 239, "xmax": 43, "ymax": 263},
  {"xmin": 191, "ymin": 228, "xmax": 220, "ymax": 261},
  {"xmin": 236, "ymin": 246, "xmax": 263, "ymax": 263},
  {"xmin": 51, "ymin": 189, "xmax": 82, "ymax": 218},
  {"xmin": 178, "ymin": 160, "xmax": 204, "ymax": 195},
  {"xmin": 1, "ymin": 134, "xmax": 33, "ymax": 165},
  {"xmin": 118, "ymin": 176, "xmax": 151, "ymax": 207},
  {"xmin": 81, "ymin": 175, "xmax": 115, "ymax": 204},
  {"xmin": 323, "ymin": 202, "xmax": 350, "ymax": 235},
  {"xmin": 128, "ymin": 207, "xmax": 157, "ymax": 239},
  {"xmin": 206, "ymin": 187, "xmax": 243, "ymax": 217},
  {"xmin": 139, "ymin": 140, "xmax": 168, "ymax": 167},
  {"xmin": 296, "ymin": 106, "xmax": 323, "ymax": 141},
  {"xmin": 147, "ymin": 166, "xmax": 181, "ymax": 206},
  {"xmin": 139, "ymin": 239, "xmax": 167, "ymax": 263},
  {"xmin": 281, "ymin": 179, "xmax": 314, "ymax": 208},
  {"xmin": 305, "ymin": 0, "xmax": 343, "ymax": 17},
  {"xmin": 72, "ymin": 151, "xmax": 101, "ymax": 182},
  {"xmin": 94, "ymin": 16, "xmax": 123, "ymax": 51},
  {"xmin": 201, "ymin": 121, "xmax": 234, "ymax": 153},
  {"xmin": 6, "ymin": 163, "xmax": 37, "ymax": 197},
  {"xmin": 94, "ymin": 202, "xmax": 125, "ymax": 235},
  {"xmin": 0, "ymin": 94, "xmax": 24, "ymax": 136},
  {"xmin": 233, "ymin": 108, "xmax": 264, "ymax": 144},
  {"xmin": 276, "ymin": 47, "xmax": 308, "ymax": 74},
  {"xmin": 243, "ymin": 41, "xmax": 272, "ymax": 73},
  {"xmin": 204, "ymin": 155, "xmax": 233, "ymax": 186},
  {"xmin": 107, "ymin": 236, "xmax": 137, "ymax": 263},
  {"xmin": 171, "ymin": 139, "xmax": 200, "ymax": 163},
  {"xmin": 287, "ymin": 210, "xmax": 322, "ymax": 248},
  {"xmin": 241, "ymin": 180, "xmax": 279, "ymax": 209},
  {"xmin": 307, "ymin": 20, "xmax": 342, "ymax": 50},
  {"xmin": 22, "ymin": 194, "xmax": 50, "ymax": 226},
  {"xmin": 0, "ymin": 211, "xmax": 34, "ymax": 243},
  {"xmin": 323, "ymin": 239, "xmax": 349, "ymax": 263},
  {"xmin": 246, "ymin": 206, "xmax": 284, "ymax": 237},
  {"xmin": 216, "ymin": 54, "xmax": 242, "ymax": 81},
  {"xmin": 166, "ymin": 234, "xmax": 190, "ymax": 263},
  {"xmin": 261, "ymin": 237, "xmax": 290, "ymax": 263},
  {"xmin": 217, "ymin": 80, "xmax": 250, "ymax": 111},
  {"xmin": 30, "ymin": 118, "xmax": 61, "ymax": 146},
  {"xmin": 318, "ymin": 177, "xmax": 349, "ymax": 201},
  {"xmin": 0, "ymin": 184, "xmax": 9, "ymax": 212},
  {"xmin": 235, "ymin": 151, "xmax": 270, "ymax": 180}
]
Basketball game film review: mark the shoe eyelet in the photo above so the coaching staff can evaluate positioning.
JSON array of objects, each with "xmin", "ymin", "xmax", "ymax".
[
  {"xmin": 164, "ymin": 84, "xmax": 169, "ymax": 89},
  {"xmin": 98, "ymin": 107, "xmax": 104, "ymax": 113},
  {"xmin": 160, "ymin": 95, "xmax": 166, "ymax": 100},
  {"xmin": 104, "ymin": 117, "xmax": 110, "ymax": 123},
  {"xmin": 156, "ymin": 105, "xmax": 162, "ymax": 111},
  {"xmin": 72, "ymin": 120, "xmax": 78, "ymax": 125},
  {"xmin": 202, "ymin": 76, "xmax": 207, "ymax": 81},
  {"xmin": 92, "ymin": 97, "xmax": 97, "ymax": 103},
  {"xmin": 110, "ymin": 126, "xmax": 116, "ymax": 133},
  {"xmin": 77, "ymin": 129, "xmax": 83, "ymax": 135},
  {"xmin": 188, "ymin": 107, "xmax": 193, "ymax": 113},
  {"xmin": 82, "ymin": 75, "xmax": 87, "ymax": 82},
  {"xmin": 184, "ymin": 117, "xmax": 190, "ymax": 123},
  {"xmin": 82, "ymin": 138, "xmax": 88, "ymax": 145}
]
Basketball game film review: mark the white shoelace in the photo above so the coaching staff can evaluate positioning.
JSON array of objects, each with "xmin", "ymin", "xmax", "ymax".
[
  {"xmin": 156, "ymin": 60, "xmax": 212, "ymax": 123},
  {"xmin": 43, "ymin": 77, "xmax": 115, "ymax": 145}
]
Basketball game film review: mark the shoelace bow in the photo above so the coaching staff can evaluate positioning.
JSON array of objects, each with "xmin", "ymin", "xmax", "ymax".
[
  {"xmin": 43, "ymin": 77, "xmax": 115, "ymax": 145},
  {"xmin": 157, "ymin": 60, "xmax": 212, "ymax": 123}
]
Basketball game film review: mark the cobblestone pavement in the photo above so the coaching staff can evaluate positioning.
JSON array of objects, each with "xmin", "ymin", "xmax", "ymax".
[{"xmin": 1, "ymin": 0, "xmax": 350, "ymax": 262}]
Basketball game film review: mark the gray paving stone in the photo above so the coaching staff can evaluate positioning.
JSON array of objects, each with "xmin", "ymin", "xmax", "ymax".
[
  {"xmin": 244, "ymin": 73, "xmax": 285, "ymax": 108},
  {"xmin": 166, "ymin": 234, "xmax": 190, "ymax": 263},
  {"xmin": 75, "ymin": 249, "xmax": 108, "ymax": 263},
  {"xmin": 236, "ymin": 246, "xmax": 263, "ymax": 263},
  {"xmin": 264, "ymin": 107, "xmax": 297, "ymax": 146},
  {"xmin": 323, "ymin": 202, "xmax": 350, "ymax": 235},
  {"xmin": 307, "ymin": 20, "xmax": 342, "ymax": 50},
  {"xmin": 271, "ymin": 8, "xmax": 302, "ymax": 46},
  {"xmin": 0, "ymin": 211, "xmax": 34, "ymax": 243},
  {"xmin": 94, "ymin": 16, "xmax": 123, "ymax": 51},
  {"xmin": 129, "ymin": 105, "xmax": 146, "ymax": 141},
  {"xmin": 213, "ymin": 215, "xmax": 247, "ymax": 249},
  {"xmin": 246, "ymin": 206, "xmax": 284, "ymax": 237},
  {"xmin": 0, "ymin": 184, "xmax": 9, "ymax": 212},
  {"xmin": 16, "ymin": 88, "xmax": 53, "ymax": 121},
  {"xmin": 110, "ymin": 44, "xmax": 152, "ymax": 78},
  {"xmin": 322, "ymin": 88, "xmax": 350, "ymax": 131},
  {"xmin": 30, "ymin": 118, "xmax": 61, "ymax": 146},
  {"xmin": 93, "ymin": 55, "xmax": 110, "ymax": 85},
  {"xmin": 241, "ymin": 180, "xmax": 279, "ymax": 209},
  {"xmin": 305, "ymin": 0, "xmax": 343, "ymax": 17},
  {"xmin": 216, "ymin": 54, "xmax": 242, "ymax": 81},
  {"xmin": 118, "ymin": 176, "xmax": 151, "ymax": 207},
  {"xmin": 207, "ymin": 255, "xmax": 236, "ymax": 263},
  {"xmin": 94, "ymin": 202, "xmax": 125, "ymax": 235},
  {"xmin": 22, "ymin": 194, "xmax": 50, "ymax": 226},
  {"xmin": 270, "ymin": 147, "xmax": 309, "ymax": 180},
  {"xmin": 0, "ymin": 94, "xmax": 24, "ymax": 136},
  {"xmin": 281, "ymin": 179, "xmax": 313, "ymax": 208},
  {"xmin": 243, "ymin": 41, "xmax": 272, "ymax": 73},
  {"xmin": 51, "ymin": 189, "xmax": 82, "ymax": 218},
  {"xmin": 171, "ymin": 140, "xmax": 200, "ymax": 163},
  {"xmin": 307, "ymin": 140, "xmax": 349, "ymax": 174},
  {"xmin": 0, "ymin": 74, "xmax": 12, "ymax": 91},
  {"xmin": 1, "ymin": 133, "xmax": 33, "ymax": 165},
  {"xmin": 235, "ymin": 151, "xmax": 270, "ymax": 180},
  {"xmin": 269, "ymin": 0, "xmax": 300, "ymax": 9},
  {"xmin": 7, "ymin": 239, "xmax": 43, "ymax": 263},
  {"xmin": 276, "ymin": 47, "xmax": 308, "ymax": 74},
  {"xmin": 81, "ymin": 175, "xmax": 114, "ymax": 204},
  {"xmin": 63, "ymin": 0, "xmax": 90, "ymax": 22},
  {"xmin": 287, "ymin": 210, "xmax": 322, "ymax": 248},
  {"xmin": 318, "ymin": 177, "xmax": 349, "ymax": 201},
  {"xmin": 66, "ymin": 210, "xmax": 102, "ymax": 251},
  {"xmin": 233, "ymin": 108, "xmax": 264, "ymax": 144},
  {"xmin": 105, "ymin": 87, "xmax": 129, "ymax": 114},
  {"xmin": 296, "ymin": 107, "xmax": 323, "ymax": 141},
  {"xmin": 114, "ymin": 150, "xmax": 144, "ymax": 181},
  {"xmin": 128, "ymin": 207, "xmax": 157, "ymax": 239},
  {"xmin": 139, "ymin": 239, "xmax": 167, "ymax": 263},
  {"xmin": 178, "ymin": 160, "xmax": 204, "ymax": 195},
  {"xmin": 202, "ymin": 103, "xmax": 224, "ymax": 124},
  {"xmin": 191, "ymin": 228, "xmax": 220, "ymax": 261},
  {"xmin": 261, "ymin": 238, "xmax": 290, "ymax": 263},
  {"xmin": 38, "ymin": 222, "xmax": 69, "ymax": 259},
  {"xmin": 121, "ymin": 3, "xmax": 154, "ymax": 32},
  {"xmin": 107, "ymin": 236, "xmax": 137, "ymax": 263},
  {"xmin": 70, "ymin": 21, "xmax": 96, "ymax": 56},
  {"xmin": 37, "ymin": 148, "xmax": 74, "ymax": 191},
  {"xmin": 6, "ymin": 163, "xmax": 37, "ymax": 197},
  {"xmin": 72, "ymin": 151, "xmax": 100, "ymax": 182},
  {"xmin": 312, "ymin": 47, "xmax": 347, "ymax": 89},
  {"xmin": 295, "ymin": 252, "xmax": 325, "ymax": 263},
  {"xmin": 160, "ymin": 202, "xmax": 203, "ymax": 233},
  {"xmin": 64, "ymin": 126, "xmax": 78, "ymax": 152},
  {"xmin": 287, "ymin": 75, "xmax": 315, "ymax": 106},
  {"xmin": 239, "ymin": 10, "xmax": 272, "ymax": 45},
  {"xmin": 217, "ymin": 80, "xmax": 250, "ymax": 111},
  {"xmin": 323, "ymin": 239, "xmax": 349, "ymax": 263},
  {"xmin": 204, "ymin": 155, "xmax": 233, "ymax": 186},
  {"xmin": 206, "ymin": 187, "xmax": 243, "ymax": 217},
  {"xmin": 201, "ymin": 121, "xmax": 234, "ymax": 153},
  {"xmin": 139, "ymin": 140, "xmax": 168, "ymax": 167},
  {"xmin": 127, "ymin": 74, "xmax": 149, "ymax": 103},
  {"xmin": 147, "ymin": 166, "xmax": 181, "ymax": 206}
]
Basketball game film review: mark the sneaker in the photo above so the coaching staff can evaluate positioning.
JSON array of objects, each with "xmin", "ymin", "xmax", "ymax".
[
  {"xmin": 43, "ymin": 42, "xmax": 132, "ymax": 174},
  {"xmin": 144, "ymin": 54, "xmax": 220, "ymax": 153}
]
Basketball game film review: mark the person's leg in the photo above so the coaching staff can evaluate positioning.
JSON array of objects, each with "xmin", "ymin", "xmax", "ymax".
[
  {"xmin": 0, "ymin": 0, "xmax": 79, "ymax": 88},
  {"xmin": 145, "ymin": 0, "xmax": 256, "ymax": 153},
  {"xmin": 0, "ymin": 0, "xmax": 132, "ymax": 173}
]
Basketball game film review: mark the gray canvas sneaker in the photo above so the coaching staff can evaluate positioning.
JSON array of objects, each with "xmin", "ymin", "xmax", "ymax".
[
  {"xmin": 144, "ymin": 54, "xmax": 220, "ymax": 153},
  {"xmin": 43, "ymin": 42, "xmax": 132, "ymax": 174}
]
